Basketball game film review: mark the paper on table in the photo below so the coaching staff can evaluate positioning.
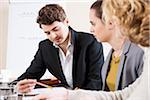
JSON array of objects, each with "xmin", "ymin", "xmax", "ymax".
[
  {"xmin": 22, "ymin": 87, "xmax": 66, "ymax": 100},
  {"xmin": 28, "ymin": 88, "xmax": 52, "ymax": 95},
  {"xmin": 25, "ymin": 87, "xmax": 65, "ymax": 95}
]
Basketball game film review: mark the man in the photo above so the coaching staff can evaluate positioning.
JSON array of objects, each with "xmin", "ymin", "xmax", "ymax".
[{"xmin": 16, "ymin": 4, "xmax": 104, "ymax": 93}]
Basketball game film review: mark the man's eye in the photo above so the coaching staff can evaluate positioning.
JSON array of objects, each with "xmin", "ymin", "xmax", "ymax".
[
  {"xmin": 90, "ymin": 22, "xmax": 95, "ymax": 26},
  {"xmin": 91, "ymin": 23, "xmax": 95, "ymax": 26},
  {"xmin": 45, "ymin": 32, "xmax": 50, "ymax": 35}
]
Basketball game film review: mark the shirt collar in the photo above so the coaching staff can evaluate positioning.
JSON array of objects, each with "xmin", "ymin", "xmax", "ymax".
[{"xmin": 53, "ymin": 33, "xmax": 73, "ymax": 49}]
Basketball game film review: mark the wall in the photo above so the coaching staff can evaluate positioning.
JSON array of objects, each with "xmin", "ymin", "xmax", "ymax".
[{"xmin": 0, "ymin": 0, "xmax": 9, "ymax": 70}]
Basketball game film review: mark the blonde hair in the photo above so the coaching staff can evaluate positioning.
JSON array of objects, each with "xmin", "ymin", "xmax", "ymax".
[{"xmin": 102, "ymin": 0, "xmax": 150, "ymax": 47}]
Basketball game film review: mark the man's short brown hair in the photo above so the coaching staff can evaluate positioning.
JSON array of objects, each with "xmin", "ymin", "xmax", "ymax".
[{"xmin": 37, "ymin": 4, "xmax": 66, "ymax": 28}]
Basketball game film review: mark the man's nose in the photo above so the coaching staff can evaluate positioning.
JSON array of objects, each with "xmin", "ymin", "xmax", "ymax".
[{"xmin": 51, "ymin": 32, "xmax": 57, "ymax": 38}]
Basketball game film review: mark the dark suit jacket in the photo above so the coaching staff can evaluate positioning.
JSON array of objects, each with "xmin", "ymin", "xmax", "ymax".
[
  {"xmin": 102, "ymin": 40, "xmax": 144, "ymax": 90},
  {"xmin": 17, "ymin": 27, "xmax": 104, "ymax": 90}
]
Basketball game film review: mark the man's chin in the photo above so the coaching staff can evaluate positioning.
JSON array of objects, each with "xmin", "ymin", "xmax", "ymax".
[{"xmin": 55, "ymin": 41, "xmax": 63, "ymax": 46}]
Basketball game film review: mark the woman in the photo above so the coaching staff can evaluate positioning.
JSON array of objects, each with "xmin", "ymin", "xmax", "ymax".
[
  {"xmin": 89, "ymin": 0, "xmax": 144, "ymax": 91},
  {"xmin": 67, "ymin": 0, "xmax": 149, "ymax": 99},
  {"xmin": 33, "ymin": 0, "xmax": 149, "ymax": 99}
]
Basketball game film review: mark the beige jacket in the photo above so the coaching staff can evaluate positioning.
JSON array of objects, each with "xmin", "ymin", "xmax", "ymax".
[{"xmin": 68, "ymin": 48, "xmax": 149, "ymax": 100}]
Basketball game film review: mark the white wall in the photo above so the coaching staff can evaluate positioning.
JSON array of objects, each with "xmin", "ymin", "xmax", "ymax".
[{"xmin": 0, "ymin": 0, "xmax": 9, "ymax": 70}]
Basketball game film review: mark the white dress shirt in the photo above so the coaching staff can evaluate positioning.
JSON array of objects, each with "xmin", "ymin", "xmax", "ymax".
[{"xmin": 53, "ymin": 41, "xmax": 74, "ymax": 88}]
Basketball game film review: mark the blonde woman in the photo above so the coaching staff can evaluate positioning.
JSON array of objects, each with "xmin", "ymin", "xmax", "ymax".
[
  {"xmin": 89, "ymin": 0, "xmax": 144, "ymax": 92},
  {"xmin": 33, "ymin": 0, "xmax": 149, "ymax": 99}
]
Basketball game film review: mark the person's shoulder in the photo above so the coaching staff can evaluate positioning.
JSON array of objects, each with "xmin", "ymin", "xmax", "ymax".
[
  {"xmin": 130, "ymin": 42, "xmax": 144, "ymax": 53},
  {"xmin": 70, "ymin": 27, "xmax": 94, "ymax": 39},
  {"xmin": 70, "ymin": 27, "xmax": 101, "ymax": 46},
  {"xmin": 78, "ymin": 31, "xmax": 94, "ymax": 39},
  {"xmin": 128, "ymin": 42, "xmax": 144, "ymax": 56},
  {"xmin": 39, "ymin": 39, "xmax": 53, "ymax": 46},
  {"xmin": 75, "ymin": 31, "xmax": 97, "ymax": 44}
]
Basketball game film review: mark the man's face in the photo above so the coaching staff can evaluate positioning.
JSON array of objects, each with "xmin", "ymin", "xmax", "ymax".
[
  {"xmin": 89, "ymin": 9, "xmax": 110, "ymax": 42},
  {"xmin": 41, "ymin": 20, "xmax": 69, "ymax": 45}
]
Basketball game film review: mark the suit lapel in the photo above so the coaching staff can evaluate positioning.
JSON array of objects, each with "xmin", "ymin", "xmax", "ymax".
[
  {"xmin": 102, "ymin": 49, "xmax": 113, "ymax": 90},
  {"xmin": 69, "ymin": 27, "xmax": 80, "ymax": 88},
  {"xmin": 115, "ymin": 40, "xmax": 131, "ymax": 90},
  {"xmin": 115, "ymin": 54, "xmax": 126, "ymax": 90},
  {"xmin": 47, "ymin": 45, "xmax": 67, "ymax": 84}
]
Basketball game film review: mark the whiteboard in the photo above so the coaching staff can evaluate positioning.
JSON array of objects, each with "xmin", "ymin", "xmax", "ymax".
[{"xmin": 6, "ymin": 1, "xmax": 66, "ymax": 78}]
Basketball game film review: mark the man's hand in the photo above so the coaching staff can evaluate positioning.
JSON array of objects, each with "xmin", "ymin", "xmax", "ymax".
[{"xmin": 16, "ymin": 79, "xmax": 36, "ymax": 93}]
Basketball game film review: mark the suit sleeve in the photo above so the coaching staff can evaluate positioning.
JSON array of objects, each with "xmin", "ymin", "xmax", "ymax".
[
  {"xmin": 17, "ymin": 42, "xmax": 46, "ymax": 81},
  {"xmin": 84, "ymin": 39, "xmax": 104, "ymax": 90}
]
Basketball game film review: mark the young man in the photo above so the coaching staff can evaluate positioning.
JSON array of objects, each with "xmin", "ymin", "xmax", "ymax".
[{"xmin": 16, "ymin": 4, "xmax": 104, "ymax": 93}]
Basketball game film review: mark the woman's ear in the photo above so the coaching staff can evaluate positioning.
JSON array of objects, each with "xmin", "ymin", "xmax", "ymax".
[
  {"xmin": 107, "ymin": 16, "xmax": 119, "ymax": 30},
  {"xmin": 107, "ymin": 19, "xmax": 115, "ymax": 30}
]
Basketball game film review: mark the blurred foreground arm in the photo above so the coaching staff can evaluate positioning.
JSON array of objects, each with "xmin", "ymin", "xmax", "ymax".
[{"xmin": 16, "ymin": 79, "xmax": 36, "ymax": 93}]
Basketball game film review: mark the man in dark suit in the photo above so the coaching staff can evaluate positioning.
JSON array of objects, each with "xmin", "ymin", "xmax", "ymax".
[{"xmin": 16, "ymin": 4, "xmax": 104, "ymax": 93}]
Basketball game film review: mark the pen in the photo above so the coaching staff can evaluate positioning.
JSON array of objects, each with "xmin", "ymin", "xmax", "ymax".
[{"xmin": 36, "ymin": 81, "xmax": 52, "ymax": 88}]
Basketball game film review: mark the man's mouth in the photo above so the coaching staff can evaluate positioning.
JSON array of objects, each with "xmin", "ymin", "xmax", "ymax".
[{"xmin": 55, "ymin": 37, "xmax": 61, "ymax": 42}]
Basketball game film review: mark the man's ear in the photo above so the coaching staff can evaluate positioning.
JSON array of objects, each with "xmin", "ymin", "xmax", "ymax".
[{"xmin": 64, "ymin": 18, "xmax": 69, "ymax": 25}]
